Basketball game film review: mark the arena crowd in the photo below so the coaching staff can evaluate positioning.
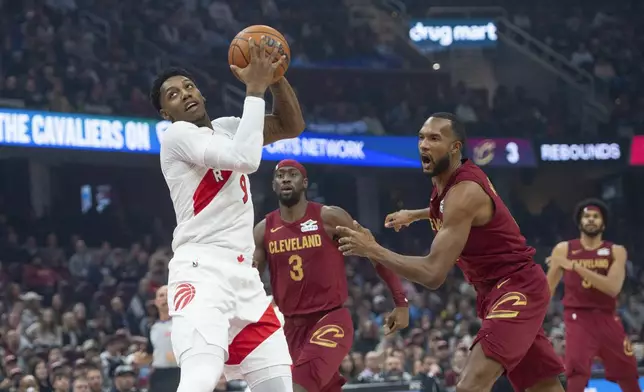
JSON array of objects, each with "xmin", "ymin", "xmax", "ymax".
[{"xmin": 1, "ymin": 0, "xmax": 644, "ymax": 391}]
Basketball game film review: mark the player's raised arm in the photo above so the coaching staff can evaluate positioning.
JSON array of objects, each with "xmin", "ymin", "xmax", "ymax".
[
  {"xmin": 546, "ymin": 242, "xmax": 567, "ymax": 297},
  {"xmin": 263, "ymin": 78, "xmax": 306, "ymax": 145},
  {"xmin": 252, "ymin": 219, "xmax": 268, "ymax": 275},
  {"xmin": 384, "ymin": 208, "xmax": 430, "ymax": 232},
  {"xmin": 337, "ymin": 181, "xmax": 483, "ymax": 290},
  {"xmin": 162, "ymin": 99, "xmax": 264, "ymax": 174},
  {"xmin": 160, "ymin": 37, "xmax": 284, "ymax": 174}
]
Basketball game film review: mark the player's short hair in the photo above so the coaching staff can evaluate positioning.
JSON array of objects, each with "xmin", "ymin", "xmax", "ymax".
[
  {"xmin": 149, "ymin": 67, "xmax": 196, "ymax": 112},
  {"xmin": 574, "ymin": 198, "xmax": 609, "ymax": 227},
  {"xmin": 430, "ymin": 112, "xmax": 466, "ymax": 150}
]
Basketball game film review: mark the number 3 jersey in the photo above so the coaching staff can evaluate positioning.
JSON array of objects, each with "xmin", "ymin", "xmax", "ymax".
[
  {"xmin": 263, "ymin": 202, "xmax": 347, "ymax": 317},
  {"xmin": 563, "ymin": 239, "xmax": 616, "ymax": 312},
  {"xmin": 160, "ymin": 116, "xmax": 255, "ymax": 254}
]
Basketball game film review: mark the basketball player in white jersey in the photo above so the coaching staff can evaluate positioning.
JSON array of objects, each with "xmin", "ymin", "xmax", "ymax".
[{"xmin": 151, "ymin": 37, "xmax": 305, "ymax": 392}]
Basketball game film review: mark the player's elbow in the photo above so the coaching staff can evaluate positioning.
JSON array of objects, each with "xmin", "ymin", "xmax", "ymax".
[
  {"xmin": 293, "ymin": 119, "xmax": 306, "ymax": 136},
  {"xmin": 420, "ymin": 275, "xmax": 444, "ymax": 290},
  {"xmin": 606, "ymin": 287, "xmax": 621, "ymax": 298},
  {"xmin": 234, "ymin": 150, "xmax": 261, "ymax": 174},
  {"xmin": 239, "ymin": 159, "xmax": 261, "ymax": 174}
]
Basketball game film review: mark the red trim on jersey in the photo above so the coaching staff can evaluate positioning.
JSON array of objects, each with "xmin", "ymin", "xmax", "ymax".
[
  {"xmin": 193, "ymin": 169, "xmax": 233, "ymax": 215},
  {"xmin": 225, "ymin": 305, "xmax": 281, "ymax": 365}
]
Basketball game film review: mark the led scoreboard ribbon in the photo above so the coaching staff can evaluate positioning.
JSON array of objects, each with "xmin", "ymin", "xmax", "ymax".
[
  {"xmin": 0, "ymin": 108, "xmax": 420, "ymax": 168},
  {"xmin": 0, "ymin": 108, "xmax": 539, "ymax": 169},
  {"xmin": 467, "ymin": 138, "xmax": 537, "ymax": 167}
]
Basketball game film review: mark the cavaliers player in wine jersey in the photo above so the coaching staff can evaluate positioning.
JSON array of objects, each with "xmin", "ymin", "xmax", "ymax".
[
  {"xmin": 337, "ymin": 113, "xmax": 565, "ymax": 392},
  {"xmin": 546, "ymin": 199, "xmax": 639, "ymax": 392},
  {"xmin": 253, "ymin": 159, "xmax": 409, "ymax": 392}
]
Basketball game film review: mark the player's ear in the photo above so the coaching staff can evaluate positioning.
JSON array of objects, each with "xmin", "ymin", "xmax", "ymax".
[
  {"xmin": 303, "ymin": 178, "xmax": 309, "ymax": 189},
  {"xmin": 160, "ymin": 110, "xmax": 171, "ymax": 121},
  {"xmin": 452, "ymin": 141, "xmax": 462, "ymax": 155}
]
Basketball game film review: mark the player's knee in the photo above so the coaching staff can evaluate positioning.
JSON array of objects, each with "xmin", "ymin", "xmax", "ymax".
[
  {"xmin": 616, "ymin": 378, "xmax": 642, "ymax": 392},
  {"xmin": 525, "ymin": 376, "xmax": 565, "ymax": 392},
  {"xmin": 292, "ymin": 361, "xmax": 327, "ymax": 392},
  {"xmin": 245, "ymin": 365, "xmax": 293, "ymax": 392},
  {"xmin": 565, "ymin": 374, "xmax": 590, "ymax": 392},
  {"xmin": 293, "ymin": 383, "xmax": 308, "ymax": 392},
  {"xmin": 456, "ymin": 371, "xmax": 497, "ymax": 392},
  {"xmin": 177, "ymin": 352, "xmax": 225, "ymax": 392}
]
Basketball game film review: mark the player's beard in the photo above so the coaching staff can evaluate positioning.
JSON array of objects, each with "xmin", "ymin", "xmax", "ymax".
[
  {"xmin": 279, "ymin": 190, "xmax": 302, "ymax": 207},
  {"xmin": 427, "ymin": 152, "xmax": 451, "ymax": 178},
  {"xmin": 580, "ymin": 225, "xmax": 603, "ymax": 238}
]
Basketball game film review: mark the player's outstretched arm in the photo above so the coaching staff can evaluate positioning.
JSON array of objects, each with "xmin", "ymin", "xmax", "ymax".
[
  {"xmin": 384, "ymin": 208, "xmax": 430, "ymax": 232},
  {"xmin": 322, "ymin": 206, "xmax": 408, "ymax": 307},
  {"xmin": 252, "ymin": 219, "xmax": 268, "ymax": 275},
  {"xmin": 337, "ymin": 181, "xmax": 482, "ymax": 290},
  {"xmin": 263, "ymin": 78, "xmax": 306, "ymax": 145},
  {"xmin": 567, "ymin": 245, "xmax": 627, "ymax": 298},
  {"xmin": 546, "ymin": 242, "xmax": 567, "ymax": 297}
]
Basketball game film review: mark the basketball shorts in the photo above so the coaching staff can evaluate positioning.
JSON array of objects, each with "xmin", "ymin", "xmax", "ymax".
[
  {"xmin": 564, "ymin": 309, "xmax": 638, "ymax": 382},
  {"xmin": 285, "ymin": 307, "xmax": 354, "ymax": 392},
  {"xmin": 167, "ymin": 243, "xmax": 292, "ymax": 380},
  {"xmin": 473, "ymin": 263, "xmax": 564, "ymax": 391}
]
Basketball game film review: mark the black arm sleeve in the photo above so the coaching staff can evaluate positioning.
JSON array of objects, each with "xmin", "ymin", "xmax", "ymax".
[{"xmin": 145, "ymin": 325, "xmax": 154, "ymax": 355}]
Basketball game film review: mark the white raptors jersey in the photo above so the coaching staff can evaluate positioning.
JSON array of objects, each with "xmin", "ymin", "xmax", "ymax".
[{"xmin": 160, "ymin": 116, "xmax": 255, "ymax": 254}]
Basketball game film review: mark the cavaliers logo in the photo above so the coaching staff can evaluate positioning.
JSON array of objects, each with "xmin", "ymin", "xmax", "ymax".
[
  {"xmin": 485, "ymin": 291, "xmax": 528, "ymax": 319},
  {"xmin": 310, "ymin": 325, "xmax": 345, "ymax": 348},
  {"xmin": 473, "ymin": 139, "xmax": 496, "ymax": 166},
  {"xmin": 624, "ymin": 337, "xmax": 634, "ymax": 356},
  {"xmin": 173, "ymin": 283, "xmax": 196, "ymax": 311}
]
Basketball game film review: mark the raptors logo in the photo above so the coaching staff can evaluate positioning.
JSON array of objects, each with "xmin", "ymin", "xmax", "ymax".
[{"xmin": 173, "ymin": 283, "xmax": 196, "ymax": 311}]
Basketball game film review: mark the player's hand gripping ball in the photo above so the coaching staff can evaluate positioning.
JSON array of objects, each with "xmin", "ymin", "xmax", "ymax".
[{"xmin": 228, "ymin": 25, "xmax": 290, "ymax": 84}]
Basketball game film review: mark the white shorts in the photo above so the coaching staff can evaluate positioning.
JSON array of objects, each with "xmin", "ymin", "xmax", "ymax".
[{"xmin": 167, "ymin": 243, "xmax": 291, "ymax": 380}]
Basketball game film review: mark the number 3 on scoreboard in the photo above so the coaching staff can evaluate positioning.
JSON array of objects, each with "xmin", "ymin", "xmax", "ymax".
[{"xmin": 289, "ymin": 255, "xmax": 304, "ymax": 281}]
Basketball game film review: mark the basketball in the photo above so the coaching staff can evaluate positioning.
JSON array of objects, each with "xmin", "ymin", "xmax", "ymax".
[{"xmin": 228, "ymin": 25, "xmax": 291, "ymax": 83}]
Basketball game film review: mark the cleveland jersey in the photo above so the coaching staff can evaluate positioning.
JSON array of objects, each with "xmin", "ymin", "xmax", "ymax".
[
  {"xmin": 563, "ymin": 239, "xmax": 616, "ymax": 312},
  {"xmin": 160, "ymin": 116, "xmax": 254, "ymax": 253},
  {"xmin": 264, "ymin": 202, "xmax": 347, "ymax": 316},
  {"xmin": 429, "ymin": 159, "xmax": 536, "ymax": 290}
]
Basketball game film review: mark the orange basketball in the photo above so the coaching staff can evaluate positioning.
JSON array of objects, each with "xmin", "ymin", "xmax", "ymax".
[{"xmin": 228, "ymin": 25, "xmax": 291, "ymax": 83}]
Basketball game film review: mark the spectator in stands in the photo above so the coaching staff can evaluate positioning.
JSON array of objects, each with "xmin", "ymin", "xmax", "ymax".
[
  {"xmin": 72, "ymin": 377, "xmax": 90, "ymax": 392},
  {"xmin": 52, "ymin": 373, "xmax": 71, "ymax": 392},
  {"xmin": 381, "ymin": 355, "xmax": 412, "ymax": 382},
  {"xmin": 356, "ymin": 351, "xmax": 382, "ymax": 383},
  {"xmin": 85, "ymin": 366, "xmax": 104, "ymax": 392},
  {"xmin": 340, "ymin": 354, "xmax": 358, "ymax": 383},
  {"xmin": 25, "ymin": 308, "xmax": 61, "ymax": 347},
  {"xmin": 68, "ymin": 241, "xmax": 93, "ymax": 280},
  {"xmin": 112, "ymin": 366, "xmax": 139, "ymax": 392}
]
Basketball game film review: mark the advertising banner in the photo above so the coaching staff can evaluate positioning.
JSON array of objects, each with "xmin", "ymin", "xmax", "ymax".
[
  {"xmin": 408, "ymin": 19, "xmax": 498, "ymax": 50},
  {"xmin": 0, "ymin": 108, "xmax": 421, "ymax": 168}
]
